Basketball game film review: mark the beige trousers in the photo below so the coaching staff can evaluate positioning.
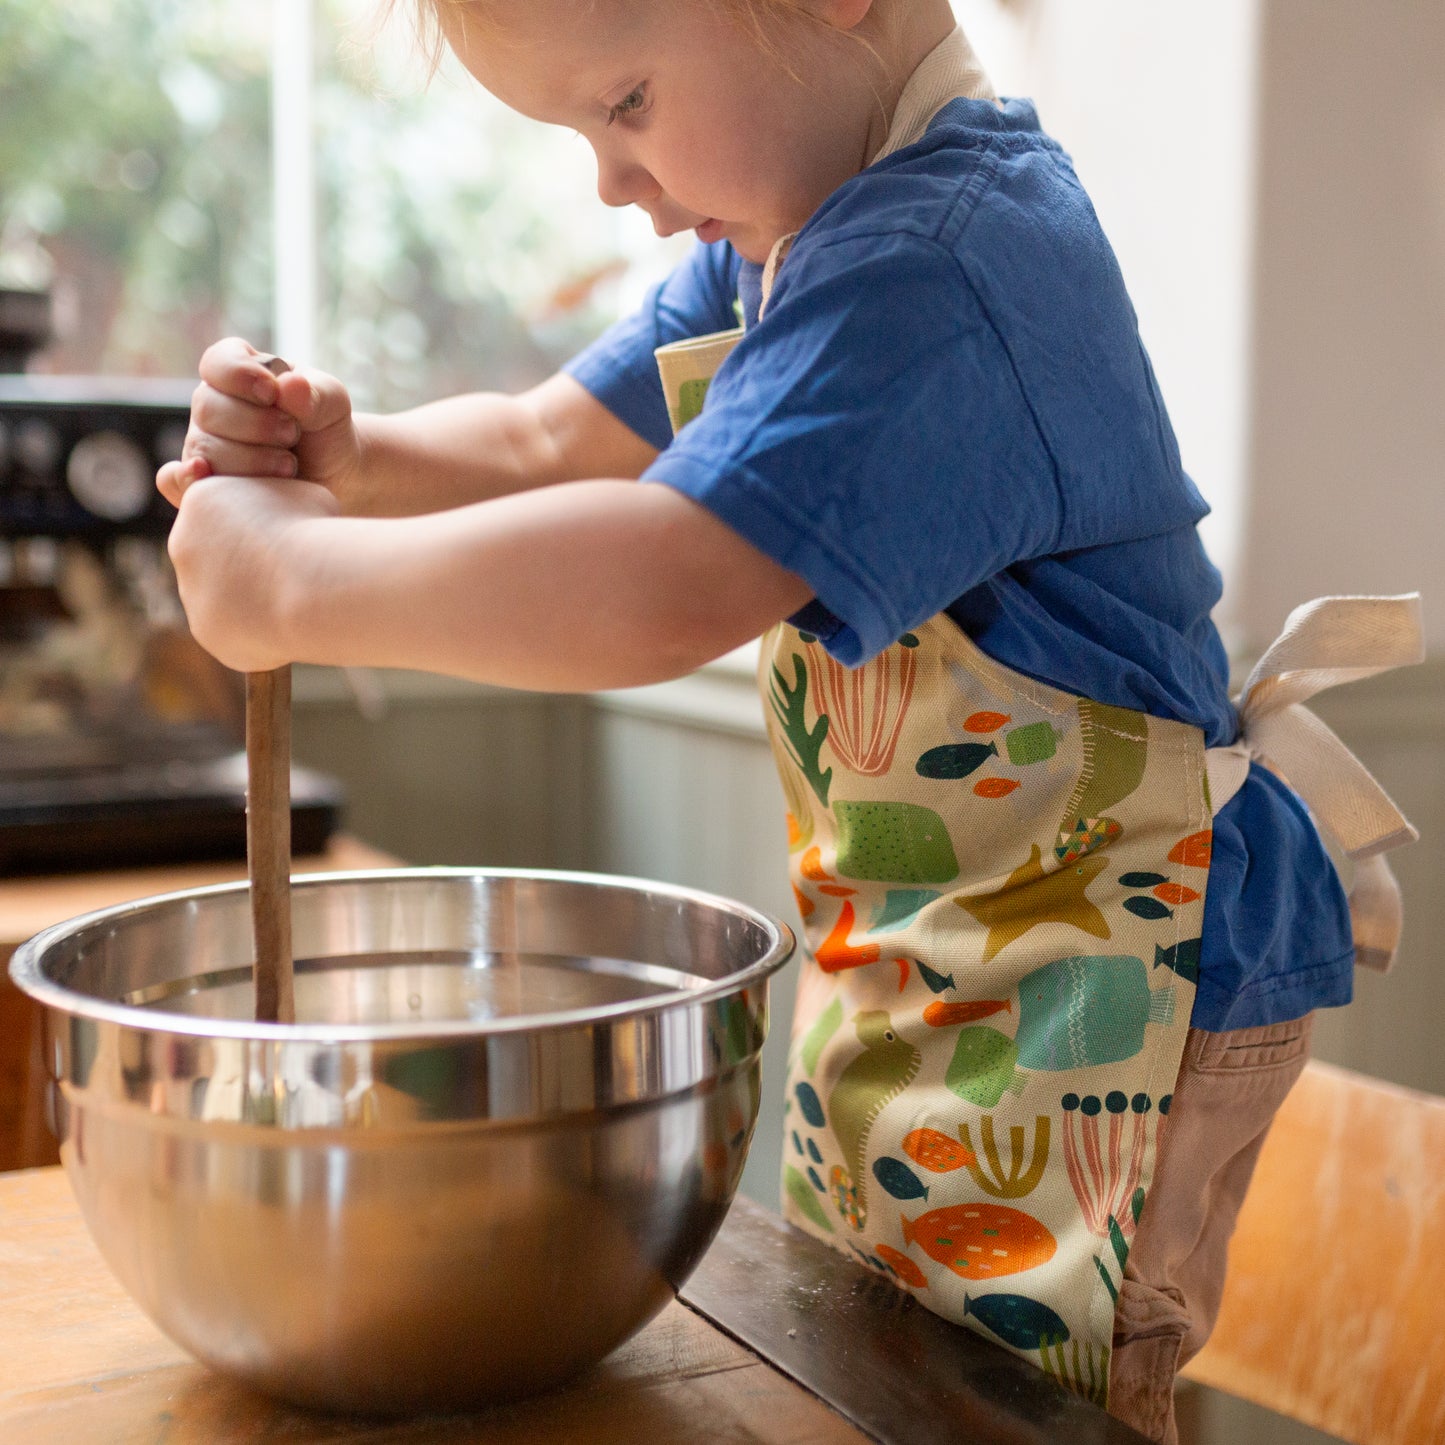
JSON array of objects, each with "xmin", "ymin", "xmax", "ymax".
[{"xmin": 1108, "ymin": 1015, "xmax": 1315, "ymax": 1443}]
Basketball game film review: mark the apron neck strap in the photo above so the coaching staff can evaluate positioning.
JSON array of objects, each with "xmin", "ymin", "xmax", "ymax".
[{"xmin": 759, "ymin": 25, "xmax": 997, "ymax": 319}]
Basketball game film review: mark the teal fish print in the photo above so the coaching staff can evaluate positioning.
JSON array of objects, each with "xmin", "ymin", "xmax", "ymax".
[
  {"xmin": 915, "ymin": 958, "xmax": 956, "ymax": 994},
  {"xmin": 872, "ymin": 1155, "xmax": 929, "ymax": 1203},
  {"xmin": 1124, "ymin": 896, "xmax": 1172, "ymax": 921},
  {"xmin": 1154, "ymin": 938, "xmax": 1201, "ymax": 984},
  {"xmin": 1015, "ymin": 955, "xmax": 1175, "ymax": 1071},
  {"xmin": 964, "ymin": 1293, "xmax": 1070, "ymax": 1351},
  {"xmin": 795, "ymin": 1081, "xmax": 826, "ymax": 1127},
  {"xmin": 915, "ymin": 742, "xmax": 998, "ymax": 780},
  {"xmin": 867, "ymin": 889, "xmax": 942, "ymax": 932}
]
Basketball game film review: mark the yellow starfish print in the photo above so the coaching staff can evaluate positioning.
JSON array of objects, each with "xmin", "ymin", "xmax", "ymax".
[{"xmin": 956, "ymin": 844, "xmax": 1110, "ymax": 961}]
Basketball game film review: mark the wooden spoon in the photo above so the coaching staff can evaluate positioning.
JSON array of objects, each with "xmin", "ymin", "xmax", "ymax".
[
  {"xmin": 248, "ymin": 354, "xmax": 296, "ymax": 1024},
  {"xmin": 247, "ymin": 665, "xmax": 294, "ymax": 1022}
]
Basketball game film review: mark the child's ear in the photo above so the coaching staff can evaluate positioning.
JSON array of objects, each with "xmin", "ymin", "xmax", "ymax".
[{"xmin": 798, "ymin": 0, "xmax": 876, "ymax": 33}]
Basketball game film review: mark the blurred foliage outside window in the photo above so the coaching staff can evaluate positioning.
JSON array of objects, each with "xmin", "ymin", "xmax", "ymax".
[{"xmin": 0, "ymin": 0, "xmax": 682, "ymax": 410}]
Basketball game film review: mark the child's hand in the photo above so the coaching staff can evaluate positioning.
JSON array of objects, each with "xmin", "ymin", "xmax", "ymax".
[
  {"xmin": 165, "ymin": 471, "xmax": 340, "ymax": 673},
  {"xmin": 156, "ymin": 337, "xmax": 364, "ymax": 510}
]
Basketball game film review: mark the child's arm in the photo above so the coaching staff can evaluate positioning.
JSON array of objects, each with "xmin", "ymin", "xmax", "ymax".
[
  {"xmin": 156, "ymin": 337, "xmax": 658, "ymax": 519},
  {"xmin": 166, "ymin": 468, "xmax": 812, "ymax": 690}
]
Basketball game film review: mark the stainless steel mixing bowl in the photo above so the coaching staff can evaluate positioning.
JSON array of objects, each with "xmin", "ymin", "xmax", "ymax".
[{"xmin": 8, "ymin": 867, "xmax": 794, "ymax": 1414}]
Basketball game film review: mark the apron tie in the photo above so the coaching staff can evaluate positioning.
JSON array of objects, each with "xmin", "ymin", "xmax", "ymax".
[{"xmin": 1204, "ymin": 594, "xmax": 1425, "ymax": 972}]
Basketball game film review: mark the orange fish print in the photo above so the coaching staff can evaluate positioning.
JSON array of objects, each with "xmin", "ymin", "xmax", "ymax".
[
  {"xmin": 902, "ymin": 1128, "xmax": 977, "ymax": 1174},
  {"xmin": 901, "ymin": 1202, "xmax": 1056, "ymax": 1280},
  {"xmin": 800, "ymin": 845, "xmax": 832, "ymax": 882},
  {"xmin": 875, "ymin": 1244, "xmax": 928, "ymax": 1289},
  {"xmin": 791, "ymin": 883, "xmax": 815, "ymax": 920},
  {"xmin": 923, "ymin": 999, "xmax": 1011, "ymax": 1028},
  {"xmin": 1153, "ymin": 883, "xmax": 1200, "ymax": 905},
  {"xmin": 965, "ymin": 711, "xmax": 1011, "ymax": 733},
  {"xmin": 815, "ymin": 900, "xmax": 882, "ymax": 973},
  {"xmin": 1168, "ymin": 831, "xmax": 1212, "ymax": 868},
  {"xmin": 973, "ymin": 777, "xmax": 1021, "ymax": 799}
]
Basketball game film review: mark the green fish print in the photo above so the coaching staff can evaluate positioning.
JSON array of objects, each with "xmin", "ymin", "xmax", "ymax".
[
  {"xmin": 827, "ymin": 1010, "xmax": 921, "ymax": 1229},
  {"xmin": 784, "ymin": 1164, "xmax": 834, "ymax": 1233},
  {"xmin": 798, "ymin": 996, "xmax": 844, "ymax": 1075},
  {"xmin": 1005, "ymin": 720, "xmax": 1062, "ymax": 765},
  {"xmin": 945, "ymin": 1026, "xmax": 1029, "ymax": 1108},
  {"xmin": 1054, "ymin": 699, "xmax": 1148, "ymax": 862},
  {"xmin": 1016, "ymin": 955, "xmax": 1175, "ymax": 1071},
  {"xmin": 834, "ymin": 801, "xmax": 959, "ymax": 883}
]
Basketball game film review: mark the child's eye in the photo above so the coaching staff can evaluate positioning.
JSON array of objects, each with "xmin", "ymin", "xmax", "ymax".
[{"xmin": 607, "ymin": 84, "xmax": 649, "ymax": 126}]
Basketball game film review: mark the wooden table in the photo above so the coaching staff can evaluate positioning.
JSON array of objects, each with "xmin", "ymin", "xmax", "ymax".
[
  {"xmin": 0, "ymin": 1170, "xmax": 1145, "ymax": 1445},
  {"xmin": 0, "ymin": 836, "xmax": 398, "ymax": 1171}
]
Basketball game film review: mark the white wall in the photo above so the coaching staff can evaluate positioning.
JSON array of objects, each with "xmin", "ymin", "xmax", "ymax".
[
  {"xmin": 954, "ymin": 0, "xmax": 1445, "ymax": 657},
  {"xmin": 953, "ymin": 0, "xmax": 1261, "ymax": 644},
  {"xmin": 1236, "ymin": 0, "xmax": 1445, "ymax": 653}
]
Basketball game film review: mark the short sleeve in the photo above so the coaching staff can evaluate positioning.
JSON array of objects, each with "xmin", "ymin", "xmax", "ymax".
[
  {"xmin": 642, "ymin": 232, "xmax": 1063, "ymax": 665},
  {"xmin": 563, "ymin": 241, "xmax": 742, "ymax": 451}
]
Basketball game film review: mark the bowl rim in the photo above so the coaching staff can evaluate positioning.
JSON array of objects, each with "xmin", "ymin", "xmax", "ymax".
[{"xmin": 7, "ymin": 865, "xmax": 796, "ymax": 1043}]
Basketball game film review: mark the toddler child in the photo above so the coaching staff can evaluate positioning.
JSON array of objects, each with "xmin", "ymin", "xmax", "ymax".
[{"xmin": 157, "ymin": 2, "xmax": 1421, "ymax": 1439}]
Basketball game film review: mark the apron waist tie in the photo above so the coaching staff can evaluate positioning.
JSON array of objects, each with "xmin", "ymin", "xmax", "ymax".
[{"xmin": 1204, "ymin": 594, "xmax": 1424, "ymax": 972}]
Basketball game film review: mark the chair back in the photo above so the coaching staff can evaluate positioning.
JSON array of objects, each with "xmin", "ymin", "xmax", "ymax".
[{"xmin": 1184, "ymin": 1059, "xmax": 1445, "ymax": 1445}]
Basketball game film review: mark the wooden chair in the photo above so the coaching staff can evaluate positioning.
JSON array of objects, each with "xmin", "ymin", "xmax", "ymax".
[{"xmin": 1183, "ymin": 1060, "xmax": 1445, "ymax": 1445}]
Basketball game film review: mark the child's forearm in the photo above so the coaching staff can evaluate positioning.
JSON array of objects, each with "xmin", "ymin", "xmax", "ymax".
[
  {"xmin": 176, "ymin": 475, "xmax": 810, "ymax": 688},
  {"xmin": 349, "ymin": 375, "xmax": 658, "ymax": 519}
]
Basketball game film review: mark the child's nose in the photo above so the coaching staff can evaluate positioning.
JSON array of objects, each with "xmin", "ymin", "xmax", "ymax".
[{"xmin": 594, "ymin": 149, "xmax": 659, "ymax": 210}]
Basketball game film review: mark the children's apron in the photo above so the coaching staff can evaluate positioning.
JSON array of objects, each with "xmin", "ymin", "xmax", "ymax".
[{"xmin": 653, "ymin": 28, "xmax": 1423, "ymax": 1404}]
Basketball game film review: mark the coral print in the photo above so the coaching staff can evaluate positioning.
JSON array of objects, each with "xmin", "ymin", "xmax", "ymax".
[{"xmin": 804, "ymin": 632, "xmax": 918, "ymax": 775}]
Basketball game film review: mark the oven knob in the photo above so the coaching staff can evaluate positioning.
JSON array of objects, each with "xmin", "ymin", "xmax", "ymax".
[
  {"xmin": 66, "ymin": 430, "xmax": 152, "ymax": 521},
  {"xmin": 14, "ymin": 417, "xmax": 61, "ymax": 479}
]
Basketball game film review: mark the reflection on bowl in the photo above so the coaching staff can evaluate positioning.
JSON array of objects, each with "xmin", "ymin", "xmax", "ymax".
[{"xmin": 9, "ymin": 868, "xmax": 793, "ymax": 1414}]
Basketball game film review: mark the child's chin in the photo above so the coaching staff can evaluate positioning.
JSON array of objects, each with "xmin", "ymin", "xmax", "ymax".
[{"xmin": 728, "ymin": 235, "xmax": 771, "ymax": 265}]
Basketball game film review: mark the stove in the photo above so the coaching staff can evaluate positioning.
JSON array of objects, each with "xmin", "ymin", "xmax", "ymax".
[{"xmin": 0, "ymin": 374, "xmax": 343, "ymax": 875}]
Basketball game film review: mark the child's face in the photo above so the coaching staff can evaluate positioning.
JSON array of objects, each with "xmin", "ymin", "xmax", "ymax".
[{"xmin": 443, "ymin": 0, "xmax": 875, "ymax": 265}]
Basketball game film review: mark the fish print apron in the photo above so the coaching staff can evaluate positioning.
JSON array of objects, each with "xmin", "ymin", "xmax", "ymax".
[
  {"xmin": 653, "ymin": 28, "xmax": 1423, "ymax": 1405},
  {"xmin": 761, "ymin": 616, "xmax": 1208, "ymax": 1403}
]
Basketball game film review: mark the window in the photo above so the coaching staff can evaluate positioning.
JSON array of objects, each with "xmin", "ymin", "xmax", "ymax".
[{"xmin": 0, "ymin": 0, "xmax": 682, "ymax": 408}]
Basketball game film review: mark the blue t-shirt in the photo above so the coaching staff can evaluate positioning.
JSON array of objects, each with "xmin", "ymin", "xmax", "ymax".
[{"xmin": 565, "ymin": 96, "xmax": 1354, "ymax": 1031}]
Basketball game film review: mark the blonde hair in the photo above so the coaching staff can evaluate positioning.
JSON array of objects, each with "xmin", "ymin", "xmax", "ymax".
[{"xmin": 380, "ymin": 0, "xmax": 836, "ymax": 80}]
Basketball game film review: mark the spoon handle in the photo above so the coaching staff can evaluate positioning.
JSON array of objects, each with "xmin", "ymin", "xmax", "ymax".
[
  {"xmin": 247, "ymin": 664, "xmax": 294, "ymax": 1023},
  {"xmin": 247, "ymin": 352, "xmax": 297, "ymax": 1024}
]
